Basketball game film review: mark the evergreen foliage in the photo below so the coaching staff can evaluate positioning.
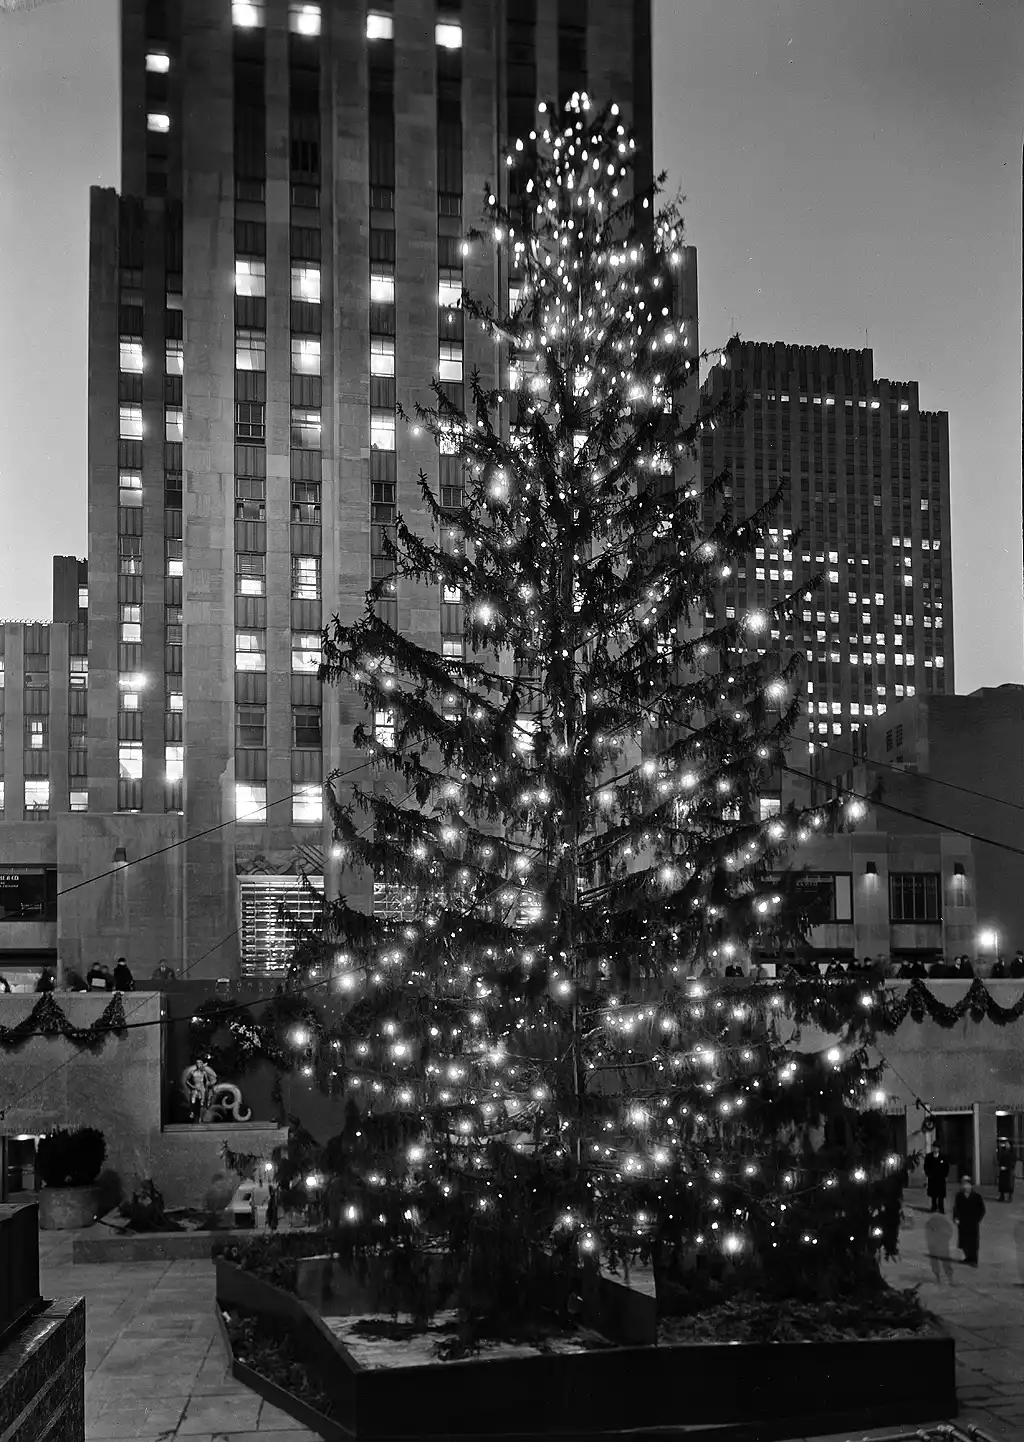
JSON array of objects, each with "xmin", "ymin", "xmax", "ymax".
[{"xmin": 315, "ymin": 94, "xmax": 901, "ymax": 1330}]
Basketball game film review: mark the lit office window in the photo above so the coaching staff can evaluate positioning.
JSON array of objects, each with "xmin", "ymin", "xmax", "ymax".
[
  {"xmin": 291, "ymin": 337, "xmax": 321, "ymax": 374},
  {"xmin": 291, "ymin": 265, "xmax": 321, "ymax": 304},
  {"xmin": 119, "ymin": 405, "xmax": 143, "ymax": 441},
  {"xmin": 291, "ymin": 555, "xmax": 321, "ymax": 600},
  {"xmin": 370, "ymin": 271, "xmax": 395, "ymax": 304},
  {"xmin": 370, "ymin": 337, "xmax": 395, "ymax": 377},
  {"xmin": 165, "ymin": 744, "xmax": 184, "ymax": 783},
  {"xmin": 370, "ymin": 410, "xmax": 396, "ymax": 451},
  {"xmin": 235, "ymin": 330, "xmax": 267, "ymax": 371},
  {"xmin": 235, "ymin": 258, "xmax": 266, "ymax": 297},
  {"xmin": 165, "ymin": 408, "xmax": 184, "ymax": 443},
  {"xmin": 119, "ymin": 472, "xmax": 143, "ymax": 507},
  {"xmin": 147, "ymin": 113, "xmax": 171, "ymax": 134},
  {"xmin": 438, "ymin": 271, "xmax": 462, "ymax": 309},
  {"xmin": 119, "ymin": 340, "xmax": 143, "ymax": 373},
  {"xmin": 292, "ymin": 785, "xmax": 323, "ymax": 825},
  {"xmin": 435, "ymin": 21, "xmax": 462, "ymax": 47},
  {"xmin": 24, "ymin": 780, "xmax": 50, "ymax": 815},
  {"xmin": 374, "ymin": 710, "xmax": 396, "ymax": 749},
  {"xmin": 165, "ymin": 340, "xmax": 184, "ymax": 375},
  {"xmin": 235, "ymin": 632, "xmax": 267, "ymax": 673},
  {"xmin": 367, "ymin": 12, "xmax": 393, "ymax": 39},
  {"xmin": 118, "ymin": 742, "xmax": 143, "ymax": 781},
  {"xmin": 28, "ymin": 719, "xmax": 45, "ymax": 750},
  {"xmin": 290, "ymin": 408, "xmax": 322, "ymax": 449},
  {"xmin": 70, "ymin": 790, "xmax": 89, "ymax": 813},
  {"xmin": 236, "ymin": 782, "xmax": 268, "ymax": 824},
  {"xmin": 291, "ymin": 634, "xmax": 322, "ymax": 673},
  {"xmin": 289, "ymin": 2, "xmax": 320, "ymax": 35},
  {"xmin": 232, "ymin": 0, "xmax": 265, "ymax": 27},
  {"xmin": 236, "ymin": 555, "xmax": 266, "ymax": 597},
  {"xmin": 439, "ymin": 343, "xmax": 463, "ymax": 383},
  {"xmin": 146, "ymin": 52, "xmax": 170, "ymax": 73}
]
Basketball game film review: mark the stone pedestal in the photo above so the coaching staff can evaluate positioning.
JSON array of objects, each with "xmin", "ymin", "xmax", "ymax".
[{"xmin": 0, "ymin": 1297, "xmax": 85, "ymax": 1442}]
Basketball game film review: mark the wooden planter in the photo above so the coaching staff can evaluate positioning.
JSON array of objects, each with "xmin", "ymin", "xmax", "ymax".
[{"xmin": 215, "ymin": 1259, "xmax": 957, "ymax": 1442}]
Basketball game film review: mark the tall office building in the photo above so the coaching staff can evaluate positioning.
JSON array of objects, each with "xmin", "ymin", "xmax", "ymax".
[
  {"xmin": 700, "ymin": 342, "xmax": 953, "ymax": 781},
  {"xmin": 37, "ymin": 0, "xmax": 664, "ymax": 979}
]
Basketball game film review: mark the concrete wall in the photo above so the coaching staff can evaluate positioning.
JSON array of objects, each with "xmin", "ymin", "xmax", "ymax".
[
  {"xmin": 56, "ymin": 813, "xmax": 185, "ymax": 979},
  {"xmin": 785, "ymin": 825, "xmax": 977, "ymax": 961},
  {"xmin": 821, "ymin": 688, "xmax": 1024, "ymax": 955},
  {"xmin": 0, "ymin": 991, "xmax": 285, "ymax": 1208},
  {"xmin": 0, "ymin": 992, "xmax": 163, "ymax": 1197},
  {"xmin": 799, "ymin": 980, "xmax": 1024, "ymax": 1188}
]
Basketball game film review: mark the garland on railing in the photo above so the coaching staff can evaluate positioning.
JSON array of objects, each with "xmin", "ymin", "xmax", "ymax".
[
  {"xmin": 882, "ymin": 976, "xmax": 1024, "ymax": 1030},
  {"xmin": 0, "ymin": 992, "xmax": 128, "ymax": 1051}
]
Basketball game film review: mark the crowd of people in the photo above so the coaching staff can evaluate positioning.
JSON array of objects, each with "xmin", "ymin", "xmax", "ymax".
[
  {"xmin": 0, "ymin": 956, "xmax": 179, "ymax": 994},
  {"xmin": 707, "ymin": 950, "xmax": 1024, "ymax": 981}
]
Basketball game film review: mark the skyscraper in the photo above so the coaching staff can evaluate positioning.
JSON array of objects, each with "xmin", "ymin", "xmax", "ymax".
[
  {"xmin": 700, "ymin": 342, "xmax": 953, "ymax": 789},
  {"xmin": 72, "ymin": 0, "xmax": 664, "ymax": 978}
]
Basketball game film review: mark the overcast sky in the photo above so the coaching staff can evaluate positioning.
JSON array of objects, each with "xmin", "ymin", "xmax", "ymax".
[{"xmin": 0, "ymin": 0, "xmax": 1021, "ymax": 694}]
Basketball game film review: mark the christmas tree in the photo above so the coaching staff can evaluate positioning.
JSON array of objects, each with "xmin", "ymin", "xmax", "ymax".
[{"xmin": 315, "ymin": 94, "xmax": 903, "ymax": 1338}]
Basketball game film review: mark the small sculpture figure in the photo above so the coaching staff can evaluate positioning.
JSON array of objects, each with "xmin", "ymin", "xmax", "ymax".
[
  {"xmin": 184, "ymin": 1056, "xmax": 218, "ymax": 1121},
  {"xmin": 181, "ymin": 1060, "xmax": 253, "ymax": 1123}
]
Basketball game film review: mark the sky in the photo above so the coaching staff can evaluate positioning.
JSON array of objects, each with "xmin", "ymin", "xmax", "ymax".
[{"xmin": 0, "ymin": 0, "xmax": 1021, "ymax": 695}]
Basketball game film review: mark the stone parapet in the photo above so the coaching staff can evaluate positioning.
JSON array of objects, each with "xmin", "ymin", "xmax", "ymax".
[{"xmin": 0, "ymin": 1297, "xmax": 85, "ymax": 1442}]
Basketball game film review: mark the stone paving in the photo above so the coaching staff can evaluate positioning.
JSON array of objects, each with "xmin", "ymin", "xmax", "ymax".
[
  {"xmin": 40, "ymin": 1234, "xmax": 318, "ymax": 1441},
  {"xmin": 38, "ymin": 1186, "xmax": 1024, "ymax": 1442}
]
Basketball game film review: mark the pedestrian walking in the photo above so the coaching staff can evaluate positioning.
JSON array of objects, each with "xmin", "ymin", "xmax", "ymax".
[
  {"xmin": 924, "ymin": 1141, "xmax": 950, "ymax": 1213},
  {"xmin": 997, "ymin": 1141, "xmax": 1016, "ymax": 1202},
  {"xmin": 953, "ymin": 1176, "xmax": 986, "ymax": 1266}
]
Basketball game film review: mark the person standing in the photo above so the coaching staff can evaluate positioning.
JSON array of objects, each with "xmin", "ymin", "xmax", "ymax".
[
  {"xmin": 113, "ymin": 957, "xmax": 135, "ymax": 990},
  {"xmin": 997, "ymin": 1141, "xmax": 1016, "ymax": 1203},
  {"xmin": 924, "ymin": 1142, "xmax": 950, "ymax": 1213},
  {"xmin": 953, "ymin": 1176, "xmax": 986, "ymax": 1266}
]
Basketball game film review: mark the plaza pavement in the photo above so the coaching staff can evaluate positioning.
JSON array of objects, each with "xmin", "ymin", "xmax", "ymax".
[{"xmin": 38, "ymin": 1184, "xmax": 1023, "ymax": 1442}]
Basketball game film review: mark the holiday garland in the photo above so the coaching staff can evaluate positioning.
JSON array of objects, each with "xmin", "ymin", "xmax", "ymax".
[
  {"xmin": 882, "ymin": 976, "xmax": 1024, "ymax": 1030},
  {"xmin": 0, "ymin": 992, "xmax": 128, "ymax": 1051}
]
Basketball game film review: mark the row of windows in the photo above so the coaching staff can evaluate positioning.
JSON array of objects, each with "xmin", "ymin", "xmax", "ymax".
[
  {"xmin": 0, "ymin": 780, "xmax": 89, "ymax": 818},
  {"xmin": 120, "ymin": 339, "xmax": 182, "ymax": 374},
  {"xmin": 235, "ymin": 632, "xmax": 321, "ymax": 673},
  {"xmin": 793, "ymin": 871, "xmax": 945, "ymax": 923},
  {"xmin": 235, "ymin": 705, "xmax": 321, "ymax": 749},
  {"xmin": 235, "ymin": 781, "xmax": 322, "ymax": 825},
  {"xmin": 236, "ymin": 258, "xmax": 321, "ymax": 302}
]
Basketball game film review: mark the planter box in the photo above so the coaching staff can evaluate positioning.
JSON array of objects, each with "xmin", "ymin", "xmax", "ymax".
[
  {"xmin": 38, "ymin": 1185, "xmax": 100, "ymax": 1231},
  {"xmin": 214, "ymin": 1259, "xmax": 957, "ymax": 1441},
  {"xmin": 74, "ymin": 1228, "xmax": 224, "ymax": 1264},
  {"xmin": 214, "ymin": 1299, "xmax": 353, "ymax": 1442}
]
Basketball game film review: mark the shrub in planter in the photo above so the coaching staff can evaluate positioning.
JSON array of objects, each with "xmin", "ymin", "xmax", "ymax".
[{"xmin": 36, "ymin": 1126, "xmax": 107, "ymax": 1230}]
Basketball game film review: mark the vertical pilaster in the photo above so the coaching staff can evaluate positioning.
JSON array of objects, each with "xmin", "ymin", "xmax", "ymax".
[{"xmin": 181, "ymin": 0, "xmax": 240, "ymax": 976}]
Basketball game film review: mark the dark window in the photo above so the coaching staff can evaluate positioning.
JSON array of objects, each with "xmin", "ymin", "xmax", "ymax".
[
  {"xmin": 789, "ymin": 872, "xmax": 853, "ymax": 924},
  {"xmin": 293, "ymin": 706, "xmax": 322, "ymax": 749},
  {"xmin": 889, "ymin": 873, "xmax": 941, "ymax": 923},
  {"xmin": 236, "ymin": 401, "xmax": 265, "ymax": 442},
  {"xmin": 236, "ymin": 705, "xmax": 266, "ymax": 749}
]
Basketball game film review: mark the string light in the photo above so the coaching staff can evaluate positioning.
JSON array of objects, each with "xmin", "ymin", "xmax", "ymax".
[{"xmin": 295, "ymin": 91, "xmax": 897, "ymax": 1304}]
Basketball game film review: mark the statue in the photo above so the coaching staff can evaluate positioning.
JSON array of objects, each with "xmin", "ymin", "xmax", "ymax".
[{"xmin": 182, "ymin": 1058, "xmax": 252, "ymax": 1123}]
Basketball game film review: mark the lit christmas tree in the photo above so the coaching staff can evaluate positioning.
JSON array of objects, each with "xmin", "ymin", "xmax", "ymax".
[{"xmin": 315, "ymin": 95, "xmax": 903, "ymax": 1338}]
